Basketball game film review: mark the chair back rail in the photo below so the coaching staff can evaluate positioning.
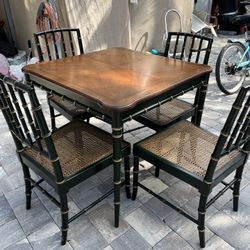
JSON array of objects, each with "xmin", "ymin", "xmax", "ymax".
[
  {"xmin": 7, "ymin": 85, "xmax": 33, "ymax": 145},
  {"xmin": 0, "ymin": 75, "xmax": 64, "ymax": 182},
  {"xmin": 34, "ymin": 28, "xmax": 84, "ymax": 62},
  {"xmin": 164, "ymin": 32, "xmax": 213, "ymax": 65},
  {"xmin": 0, "ymin": 79, "xmax": 32, "ymax": 147},
  {"xmin": 226, "ymin": 95, "xmax": 250, "ymax": 150},
  {"xmin": 205, "ymin": 86, "xmax": 250, "ymax": 182}
]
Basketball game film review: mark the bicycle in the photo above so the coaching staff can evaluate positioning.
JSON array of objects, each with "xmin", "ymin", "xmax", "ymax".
[{"xmin": 215, "ymin": 24, "xmax": 250, "ymax": 95}]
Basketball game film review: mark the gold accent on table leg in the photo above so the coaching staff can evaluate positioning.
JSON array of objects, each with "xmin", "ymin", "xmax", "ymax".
[
  {"xmin": 204, "ymin": 180, "xmax": 212, "ymax": 185},
  {"xmin": 113, "ymin": 158, "xmax": 122, "ymax": 163},
  {"xmin": 112, "ymin": 134, "xmax": 123, "ymax": 139},
  {"xmin": 61, "ymin": 210, "xmax": 69, "ymax": 214},
  {"xmin": 56, "ymin": 180, "xmax": 65, "ymax": 185},
  {"xmin": 198, "ymin": 229, "xmax": 205, "ymax": 233}
]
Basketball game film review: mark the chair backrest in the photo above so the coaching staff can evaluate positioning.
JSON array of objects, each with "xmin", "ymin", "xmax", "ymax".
[
  {"xmin": 0, "ymin": 75, "xmax": 64, "ymax": 182},
  {"xmin": 164, "ymin": 32, "xmax": 213, "ymax": 65},
  {"xmin": 205, "ymin": 86, "xmax": 250, "ymax": 182},
  {"xmin": 34, "ymin": 28, "xmax": 84, "ymax": 62}
]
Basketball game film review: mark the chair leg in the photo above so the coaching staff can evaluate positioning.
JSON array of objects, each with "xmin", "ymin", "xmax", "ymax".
[
  {"xmin": 59, "ymin": 193, "xmax": 69, "ymax": 245},
  {"xmin": 233, "ymin": 164, "xmax": 244, "ymax": 212},
  {"xmin": 198, "ymin": 194, "xmax": 208, "ymax": 248},
  {"xmin": 21, "ymin": 164, "xmax": 32, "ymax": 210},
  {"xmin": 155, "ymin": 166, "xmax": 160, "ymax": 177},
  {"xmin": 49, "ymin": 105, "xmax": 56, "ymax": 131},
  {"xmin": 132, "ymin": 156, "xmax": 139, "ymax": 200},
  {"xmin": 124, "ymin": 156, "xmax": 131, "ymax": 199}
]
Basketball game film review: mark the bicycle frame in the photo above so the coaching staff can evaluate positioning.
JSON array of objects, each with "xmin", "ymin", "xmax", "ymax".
[
  {"xmin": 215, "ymin": 24, "xmax": 250, "ymax": 94},
  {"xmin": 237, "ymin": 42, "xmax": 250, "ymax": 70},
  {"xmin": 229, "ymin": 28, "xmax": 250, "ymax": 71}
]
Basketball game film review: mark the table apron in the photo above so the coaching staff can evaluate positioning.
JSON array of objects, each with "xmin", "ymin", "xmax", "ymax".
[
  {"xmin": 27, "ymin": 72, "xmax": 209, "ymax": 125},
  {"xmin": 120, "ymin": 74, "xmax": 209, "ymax": 122},
  {"xmin": 28, "ymin": 74, "xmax": 110, "ymax": 120}
]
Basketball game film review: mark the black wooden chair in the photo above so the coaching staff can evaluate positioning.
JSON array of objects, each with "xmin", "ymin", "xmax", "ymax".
[
  {"xmin": 132, "ymin": 86, "xmax": 250, "ymax": 248},
  {"xmin": 34, "ymin": 28, "xmax": 92, "ymax": 130},
  {"xmin": 134, "ymin": 32, "xmax": 213, "ymax": 178},
  {"xmin": 0, "ymin": 75, "xmax": 130, "ymax": 245},
  {"xmin": 134, "ymin": 32, "xmax": 213, "ymax": 131}
]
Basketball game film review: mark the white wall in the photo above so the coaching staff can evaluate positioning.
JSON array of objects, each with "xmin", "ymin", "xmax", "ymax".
[
  {"xmin": 130, "ymin": 0, "xmax": 194, "ymax": 52},
  {"xmin": 8, "ymin": 0, "xmax": 43, "ymax": 50},
  {"xmin": 4, "ymin": 0, "xmax": 194, "ymax": 52},
  {"xmin": 57, "ymin": 0, "xmax": 131, "ymax": 52}
]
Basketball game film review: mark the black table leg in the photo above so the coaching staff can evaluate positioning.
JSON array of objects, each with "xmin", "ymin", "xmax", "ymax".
[{"xmin": 112, "ymin": 112, "xmax": 122, "ymax": 227}]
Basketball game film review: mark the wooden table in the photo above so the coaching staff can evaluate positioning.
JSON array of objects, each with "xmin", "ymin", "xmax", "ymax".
[{"xmin": 23, "ymin": 47, "xmax": 212, "ymax": 227}]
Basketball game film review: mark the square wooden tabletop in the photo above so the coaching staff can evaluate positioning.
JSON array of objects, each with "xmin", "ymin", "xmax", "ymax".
[{"xmin": 23, "ymin": 48, "xmax": 212, "ymax": 112}]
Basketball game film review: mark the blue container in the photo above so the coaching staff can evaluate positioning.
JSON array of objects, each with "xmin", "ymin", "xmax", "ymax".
[{"xmin": 150, "ymin": 49, "xmax": 159, "ymax": 55}]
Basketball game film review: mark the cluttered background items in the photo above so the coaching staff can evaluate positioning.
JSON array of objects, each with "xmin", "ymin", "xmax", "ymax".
[{"xmin": 0, "ymin": 21, "xmax": 38, "ymax": 81}]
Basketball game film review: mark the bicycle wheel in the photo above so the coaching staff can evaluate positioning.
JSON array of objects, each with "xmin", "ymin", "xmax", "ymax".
[{"xmin": 215, "ymin": 43, "xmax": 248, "ymax": 95}]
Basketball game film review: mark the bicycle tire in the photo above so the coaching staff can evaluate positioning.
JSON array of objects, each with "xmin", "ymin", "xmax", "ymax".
[{"xmin": 215, "ymin": 43, "xmax": 248, "ymax": 95}]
